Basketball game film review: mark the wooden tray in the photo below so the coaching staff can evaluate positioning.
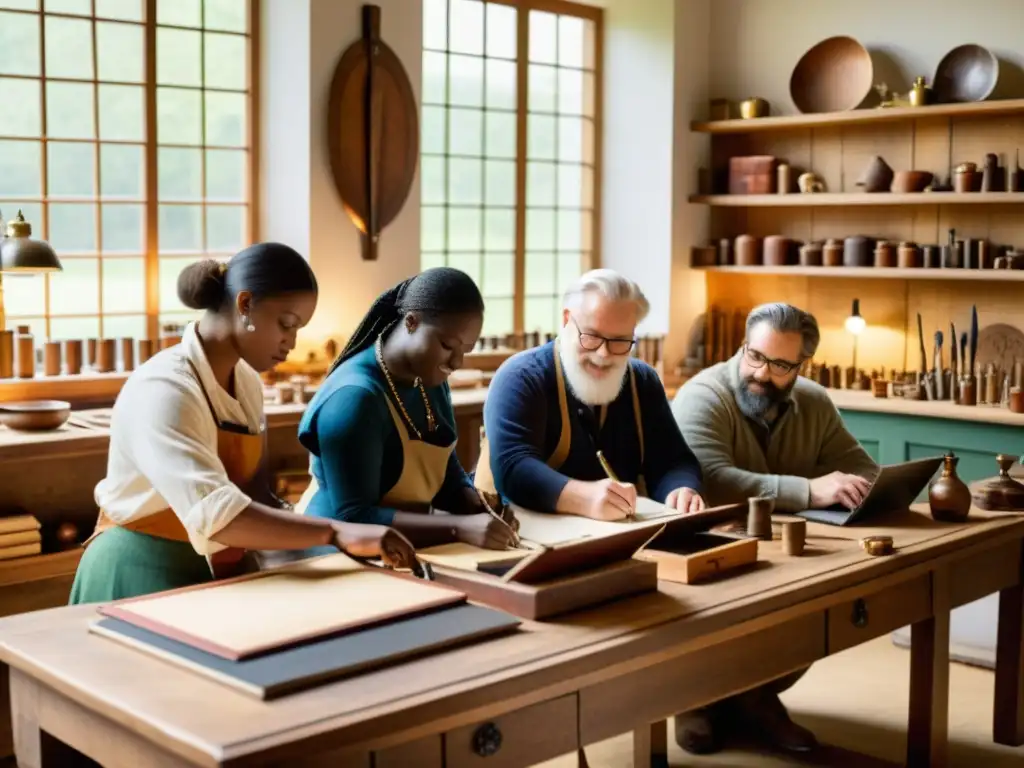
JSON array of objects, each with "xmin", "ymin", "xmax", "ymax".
[
  {"xmin": 98, "ymin": 554, "xmax": 468, "ymax": 660},
  {"xmin": 430, "ymin": 558, "xmax": 658, "ymax": 620},
  {"xmin": 89, "ymin": 603, "xmax": 520, "ymax": 700}
]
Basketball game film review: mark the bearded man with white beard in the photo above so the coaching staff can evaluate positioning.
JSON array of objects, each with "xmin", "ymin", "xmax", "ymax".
[{"xmin": 480, "ymin": 269, "xmax": 703, "ymax": 520}]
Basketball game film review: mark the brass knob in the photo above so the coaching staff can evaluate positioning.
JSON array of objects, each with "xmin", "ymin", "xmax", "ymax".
[
  {"xmin": 851, "ymin": 598, "xmax": 869, "ymax": 628},
  {"xmin": 472, "ymin": 722, "xmax": 502, "ymax": 757}
]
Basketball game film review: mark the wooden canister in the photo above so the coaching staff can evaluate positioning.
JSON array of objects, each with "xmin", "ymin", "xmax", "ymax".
[
  {"xmin": 871, "ymin": 379, "xmax": 889, "ymax": 398},
  {"xmin": 734, "ymin": 234, "xmax": 761, "ymax": 266},
  {"xmin": 762, "ymin": 235, "xmax": 790, "ymax": 266},
  {"xmin": 782, "ymin": 520, "xmax": 806, "ymax": 556},
  {"xmin": 959, "ymin": 377, "xmax": 977, "ymax": 406},
  {"xmin": 747, "ymin": 497, "xmax": 773, "ymax": 539},
  {"xmin": 1010, "ymin": 387, "xmax": 1024, "ymax": 414},
  {"xmin": 873, "ymin": 241, "xmax": 895, "ymax": 267},
  {"xmin": 86, "ymin": 338, "xmax": 98, "ymax": 368},
  {"xmin": 777, "ymin": 163, "xmax": 792, "ymax": 194},
  {"xmin": 15, "ymin": 325, "xmax": 34, "ymax": 379},
  {"xmin": 799, "ymin": 241, "xmax": 822, "ymax": 266},
  {"xmin": 96, "ymin": 339, "xmax": 116, "ymax": 373},
  {"xmin": 822, "ymin": 238, "xmax": 843, "ymax": 267},
  {"xmin": 138, "ymin": 338, "xmax": 155, "ymax": 364},
  {"xmin": 63, "ymin": 339, "xmax": 83, "ymax": 375},
  {"xmin": 897, "ymin": 242, "xmax": 921, "ymax": 268},
  {"xmin": 0, "ymin": 330, "xmax": 12, "ymax": 379},
  {"xmin": 718, "ymin": 238, "xmax": 732, "ymax": 265},
  {"xmin": 120, "ymin": 338, "xmax": 135, "ymax": 371},
  {"xmin": 43, "ymin": 341, "xmax": 61, "ymax": 376}
]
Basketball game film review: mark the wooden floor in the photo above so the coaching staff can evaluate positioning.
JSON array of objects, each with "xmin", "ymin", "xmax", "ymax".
[{"xmin": 541, "ymin": 635, "xmax": 1022, "ymax": 767}]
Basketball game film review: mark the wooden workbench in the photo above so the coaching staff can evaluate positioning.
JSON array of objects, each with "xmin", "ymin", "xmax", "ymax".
[{"xmin": 0, "ymin": 505, "xmax": 1021, "ymax": 768}]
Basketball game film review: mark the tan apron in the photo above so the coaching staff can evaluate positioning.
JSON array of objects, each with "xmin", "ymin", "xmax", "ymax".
[
  {"xmin": 87, "ymin": 360, "xmax": 264, "ymax": 580},
  {"xmin": 475, "ymin": 340, "xmax": 648, "ymax": 497},
  {"xmin": 295, "ymin": 395, "xmax": 456, "ymax": 515}
]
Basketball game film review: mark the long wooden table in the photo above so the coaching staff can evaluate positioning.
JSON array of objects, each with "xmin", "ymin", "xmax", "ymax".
[{"xmin": 0, "ymin": 506, "xmax": 1021, "ymax": 768}]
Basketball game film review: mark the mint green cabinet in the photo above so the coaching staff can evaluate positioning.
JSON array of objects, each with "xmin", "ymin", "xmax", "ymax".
[{"xmin": 838, "ymin": 409, "xmax": 1024, "ymax": 497}]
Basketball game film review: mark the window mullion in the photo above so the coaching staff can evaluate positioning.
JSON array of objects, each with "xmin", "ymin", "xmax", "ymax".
[
  {"xmin": 513, "ymin": 3, "xmax": 529, "ymax": 335},
  {"xmin": 144, "ymin": 0, "xmax": 159, "ymax": 342}
]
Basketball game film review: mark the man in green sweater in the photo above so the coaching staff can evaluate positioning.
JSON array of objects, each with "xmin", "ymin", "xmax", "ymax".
[{"xmin": 669, "ymin": 302, "xmax": 878, "ymax": 756}]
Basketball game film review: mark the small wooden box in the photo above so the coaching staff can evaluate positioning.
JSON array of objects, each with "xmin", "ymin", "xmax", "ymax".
[
  {"xmin": 637, "ymin": 503, "xmax": 758, "ymax": 584},
  {"xmin": 426, "ymin": 523, "xmax": 664, "ymax": 620},
  {"xmin": 431, "ymin": 557, "xmax": 658, "ymax": 621},
  {"xmin": 638, "ymin": 532, "xmax": 758, "ymax": 584},
  {"xmin": 728, "ymin": 155, "xmax": 778, "ymax": 195}
]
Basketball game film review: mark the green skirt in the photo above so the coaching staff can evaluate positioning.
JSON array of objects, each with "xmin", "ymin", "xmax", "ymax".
[{"xmin": 68, "ymin": 527, "xmax": 213, "ymax": 604}]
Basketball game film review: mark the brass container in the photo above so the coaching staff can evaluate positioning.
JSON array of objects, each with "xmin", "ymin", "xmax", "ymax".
[
  {"xmin": 739, "ymin": 97, "xmax": 769, "ymax": 119},
  {"xmin": 909, "ymin": 76, "xmax": 933, "ymax": 107}
]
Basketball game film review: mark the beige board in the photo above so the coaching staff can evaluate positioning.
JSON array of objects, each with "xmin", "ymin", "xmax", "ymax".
[
  {"xmin": 512, "ymin": 497, "xmax": 685, "ymax": 547},
  {"xmin": 417, "ymin": 543, "xmax": 534, "ymax": 571},
  {"xmin": 100, "ymin": 553, "xmax": 468, "ymax": 660}
]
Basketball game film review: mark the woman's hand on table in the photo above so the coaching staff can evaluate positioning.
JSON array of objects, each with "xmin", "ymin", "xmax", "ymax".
[
  {"xmin": 330, "ymin": 522, "xmax": 418, "ymax": 570},
  {"xmin": 666, "ymin": 487, "xmax": 705, "ymax": 514}
]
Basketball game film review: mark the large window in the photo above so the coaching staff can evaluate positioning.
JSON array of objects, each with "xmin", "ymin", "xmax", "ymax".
[
  {"xmin": 421, "ymin": 0, "xmax": 601, "ymax": 336},
  {"xmin": 0, "ymin": 0, "xmax": 256, "ymax": 347}
]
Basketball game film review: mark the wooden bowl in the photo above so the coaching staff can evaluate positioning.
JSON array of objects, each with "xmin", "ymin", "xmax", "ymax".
[
  {"xmin": 891, "ymin": 170, "xmax": 934, "ymax": 193},
  {"xmin": 0, "ymin": 400, "xmax": 71, "ymax": 431},
  {"xmin": 933, "ymin": 44, "xmax": 998, "ymax": 103},
  {"xmin": 789, "ymin": 36, "xmax": 873, "ymax": 114}
]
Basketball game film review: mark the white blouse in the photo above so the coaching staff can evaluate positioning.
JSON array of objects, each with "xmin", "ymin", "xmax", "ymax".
[{"xmin": 94, "ymin": 322, "xmax": 265, "ymax": 555}]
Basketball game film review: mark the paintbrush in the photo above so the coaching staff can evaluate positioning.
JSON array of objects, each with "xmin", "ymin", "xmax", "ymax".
[
  {"xmin": 970, "ymin": 305, "xmax": 978, "ymax": 381},
  {"xmin": 916, "ymin": 314, "xmax": 933, "ymax": 399},
  {"xmin": 950, "ymin": 322, "xmax": 958, "ymax": 401},
  {"xmin": 933, "ymin": 330, "xmax": 945, "ymax": 400}
]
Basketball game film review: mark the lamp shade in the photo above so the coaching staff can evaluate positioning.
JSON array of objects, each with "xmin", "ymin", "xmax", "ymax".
[{"xmin": 0, "ymin": 210, "xmax": 62, "ymax": 273}]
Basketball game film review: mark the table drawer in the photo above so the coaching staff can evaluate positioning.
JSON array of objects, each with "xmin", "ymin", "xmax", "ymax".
[
  {"xmin": 828, "ymin": 574, "xmax": 931, "ymax": 654},
  {"xmin": 444, "ymin": 694, "xmax": 578, "ymax": 768}
]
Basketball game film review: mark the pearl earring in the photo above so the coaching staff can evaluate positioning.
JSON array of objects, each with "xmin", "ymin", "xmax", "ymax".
[{"xmin": 242, "ymin": 315, "xmax": 255, "ymax": 332}]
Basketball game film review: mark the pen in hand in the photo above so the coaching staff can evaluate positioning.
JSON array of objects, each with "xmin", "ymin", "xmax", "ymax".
[
  {"xmin": 596, "ymin": 450, "xmax": 635, "ymax": 518},
  {"xmin": 475, "ymin": 487, "xmax": 521, "ymax": 548}
]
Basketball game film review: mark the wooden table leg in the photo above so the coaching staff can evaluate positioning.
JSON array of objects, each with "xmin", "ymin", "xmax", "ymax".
[
  {"xmin": 906, "ymin": 569, "xmax": 950, "ymax": 768},
  {"xmin": 10, "ymin": 670, "xmax": 95, "ymax": 768},
  {"xmin": 995, "ymin": 582, "xmax": 1024, "ymax": 746},
  {"xmin": 631, "ymin": 720, "xmax": 667, "ymax": 768}
]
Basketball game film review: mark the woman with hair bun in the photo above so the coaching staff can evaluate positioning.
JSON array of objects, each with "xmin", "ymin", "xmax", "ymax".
[
  {"xmin": 69, "ymin": 243, "xmax": 419, "ymax": 604},
  {"xmin": 296, "ymin": 267, "xmax": 518, "ymax": 550}
]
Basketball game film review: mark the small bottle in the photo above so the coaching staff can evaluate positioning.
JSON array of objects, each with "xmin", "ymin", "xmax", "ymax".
[
  {"xmin": 15, "ymin": 325, "xmax": 34, "ymax": 379},
  {"xmin": 777, "ymin": 163, "xmax": 792, "ymax": 194}
]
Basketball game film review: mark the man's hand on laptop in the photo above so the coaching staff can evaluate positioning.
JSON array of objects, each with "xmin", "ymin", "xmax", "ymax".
[{"xmin": 809, "ymin": 472, "xmax": 872, "ymax": 509}]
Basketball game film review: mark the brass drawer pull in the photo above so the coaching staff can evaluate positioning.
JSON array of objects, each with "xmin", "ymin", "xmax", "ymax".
[
  {"xmin": 852, "ymin": 598, "xmax": 869, "ymax": 628},
  {"xmin": 472, "ymin": 722, "xmax": 503, "ymax": 756}
]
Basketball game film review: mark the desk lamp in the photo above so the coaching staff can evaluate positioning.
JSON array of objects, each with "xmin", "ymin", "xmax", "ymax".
[{"xmin": 844, "ymin": 298, "xmax": 866, "ymax": 388}]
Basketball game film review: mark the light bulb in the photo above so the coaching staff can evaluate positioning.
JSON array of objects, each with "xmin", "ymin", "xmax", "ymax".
[{"xmin": 845, "ymin": 314, "xmax": 866, "ymax": 335}]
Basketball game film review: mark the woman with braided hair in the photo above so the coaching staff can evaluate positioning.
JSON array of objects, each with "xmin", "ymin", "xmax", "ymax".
[
  {"xmin": 70, "ymin": 243, "xmax": 419, "ymax": 603},
  {"xmin": 296, "ymin": 267, "xmax": 518, "ymax": 550}
]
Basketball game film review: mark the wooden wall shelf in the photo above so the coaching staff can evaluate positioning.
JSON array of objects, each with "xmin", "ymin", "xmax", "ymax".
[
  {"xmin": 689, "ymin": 193, "xmax": 1024, "ymax": 207},
  {"xmin": 694, "ymin": 266, "xmax": 1024, "ymax": 282},
  {"xmin": 691, "ymin": 98, "xmax": 1024, "ymax": 134}
]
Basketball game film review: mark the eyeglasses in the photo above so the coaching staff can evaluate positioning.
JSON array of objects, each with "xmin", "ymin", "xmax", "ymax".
[
  {"xmin": 570, "ymin": 316, "xmax": 636, "ymax": 356},
  {"xmin": 743, "ymin": 344, "xmax": 801, "ymax": 376}
]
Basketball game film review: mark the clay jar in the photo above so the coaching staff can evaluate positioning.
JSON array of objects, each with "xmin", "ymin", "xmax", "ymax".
[
  {"xmin": 843, "ymin": 236, "xmax": 874, "ymax": 267},
  {"xmin": 873, "ymin": 240, "xmax": 895, "ymax": 267},
  {"xmin": 734, "ymin": 234, "xmax": 761, "ymax": 266},
  {"xmin": 763, "ymin": 235, "xmax": 791, "ymax": 266},
  {"xmin": 822, "ymin": 238, "xmax": 844, "ymax": 267},
  {"xmin": 799, "ymin": 241, "xmax": 823, "ymax": 266},
  {"xmin": 856, "ymin": 155, "xmax": 894, "ymax": 193},
  {"xmin": 897, "ymin": 242, "xmax": 922, "ymax": 268},
  {"xmin": 928, "ymin": 451, "xmax": 972, "ymax": 522}
]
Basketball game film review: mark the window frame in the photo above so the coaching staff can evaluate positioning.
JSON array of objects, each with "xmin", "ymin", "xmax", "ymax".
[
  {"xmin": 0, "ymin": 0, "xmax": 261, "ymax": 405},
  {"xmin": 422, "ymin": 0, "xmax": 604, "ymax": 335}
]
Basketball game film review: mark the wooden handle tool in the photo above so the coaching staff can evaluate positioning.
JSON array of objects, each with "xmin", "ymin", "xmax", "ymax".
[{"xmin": 933, "ymin": 330, "xmax": 944, "ymax": 400}]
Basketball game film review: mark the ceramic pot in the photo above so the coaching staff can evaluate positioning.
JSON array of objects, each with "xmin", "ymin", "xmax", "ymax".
[{"xmin": 928, "ymin": 451, "xmax": 972, "ymax": 522}]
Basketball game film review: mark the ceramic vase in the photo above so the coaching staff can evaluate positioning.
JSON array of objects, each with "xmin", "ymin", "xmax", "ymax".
[{"xmin": 928, "ymin": 452, "xmax": 972, "ymax": 522}]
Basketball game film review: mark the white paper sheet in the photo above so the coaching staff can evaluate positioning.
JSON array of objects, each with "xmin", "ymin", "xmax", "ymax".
[{"xmin": 511, "ymin": 497, "xmax": 685, "ymax": 546}]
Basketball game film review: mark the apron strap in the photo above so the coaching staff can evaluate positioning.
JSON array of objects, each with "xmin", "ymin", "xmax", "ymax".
[{"xmin": 548, "ymin": 340, "xmax": 573, "ymax": 469}]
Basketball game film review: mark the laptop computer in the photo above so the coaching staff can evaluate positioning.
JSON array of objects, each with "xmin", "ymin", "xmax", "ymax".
[{"xmin": 796, "ymin": 456, "xmax": 944, "ymax": 526}]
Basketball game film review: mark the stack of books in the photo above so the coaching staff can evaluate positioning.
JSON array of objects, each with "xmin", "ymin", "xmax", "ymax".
[{"xmin": 0, "ymin": 514, "xmax": 42, "ymax": 560}]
